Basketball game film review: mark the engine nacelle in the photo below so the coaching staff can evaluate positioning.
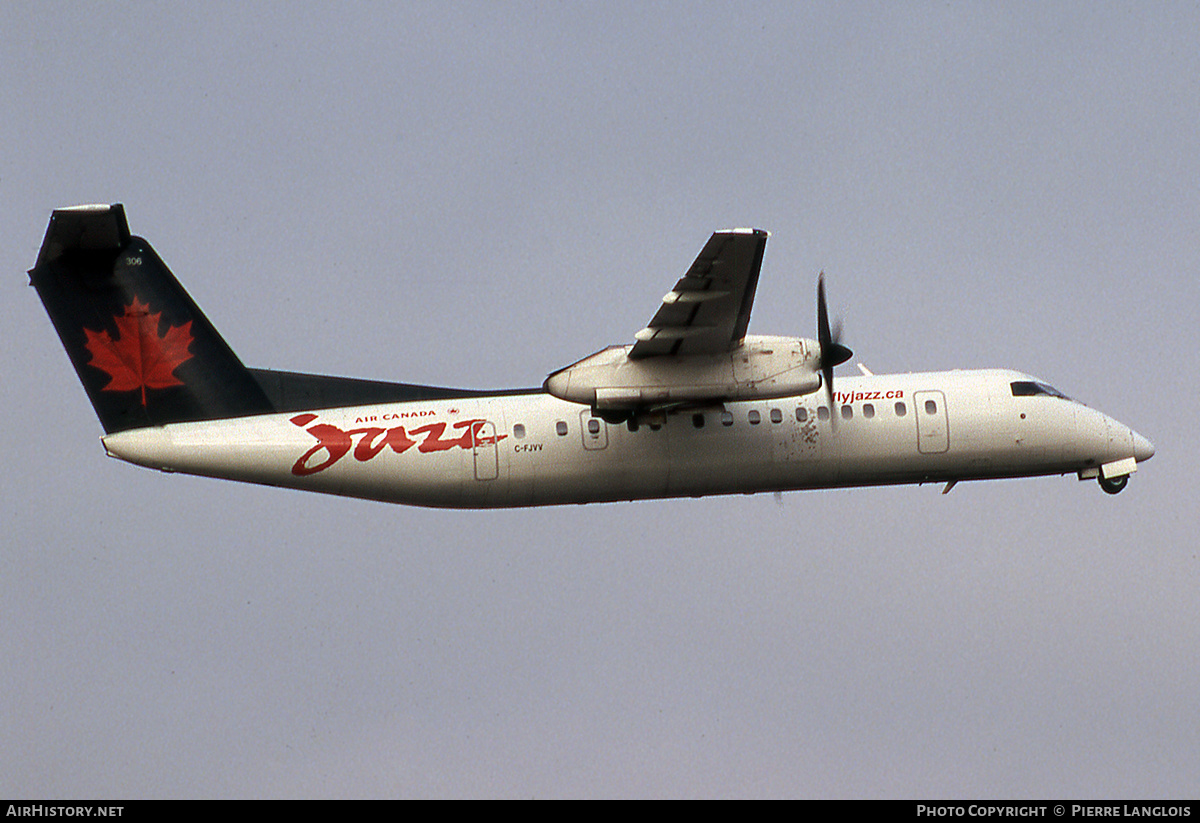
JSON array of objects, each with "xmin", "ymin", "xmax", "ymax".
[{"xmin": 544, "ymin": 335, "xmax": 822, "ymax": 410}]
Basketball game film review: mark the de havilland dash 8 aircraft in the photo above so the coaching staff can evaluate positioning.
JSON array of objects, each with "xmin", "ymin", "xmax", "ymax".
[{"xmin": 30, "ymin": 204, "xmax": 1153, "ymax": 508}]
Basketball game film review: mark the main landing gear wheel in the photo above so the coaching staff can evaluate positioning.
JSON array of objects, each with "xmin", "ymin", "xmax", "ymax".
[
  {"xmin": 1098, "ymin": 474, "xmax": 1129, "ymax": 495},
  {"xmin": 596, "ymin": 410, "xmax": 630, "ymax": 426}
]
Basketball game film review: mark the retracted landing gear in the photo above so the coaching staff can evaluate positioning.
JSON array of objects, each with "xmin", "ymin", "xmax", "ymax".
[
  {"xmin": 595, "ymin": 410, "xmax": 630, "ymax": 426},
  {"xmin": 1098, "ymin": 474, "xmax": 1129, "ymax": 495}
]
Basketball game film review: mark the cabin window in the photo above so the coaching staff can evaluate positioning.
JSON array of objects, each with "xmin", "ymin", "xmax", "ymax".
[
  {"xmin": 863, "ymin": 403, "xmax": 875, "ymax": 419},
  {"xmin": 720, "ymin": 411, "xmax": 733, "ymax": 427},
  {"xmin": 895, "ymin": 401, "xmax": 906, "ymax": 417},
  {"xmin": 795, "ymin": 407, "xmax": 807, "ymax": 422},
  {"xmin": 513, "ymin": 423, "xmax": 526, "ymax": 439},
  {"xmin": 748, "ymin": 410, "xmax": 761, "ymax": 425},
  {"xmin": 925, "ymin": 399, "xmax": 937, "ymax": 415},
  {"xmin": 817, "ymin": 406, "xmax": 830, "ymax": 421},
  {"xmin": 770, "ymin": 408, "xmax": 783, "ymax": 424},
  {"xmin": 556, "ymin": 420, "xmax": 568, "ymax": 436},
  {"xmin": 841, "ymin": 405, "xmax": 853, "ymax": 420},
  {"xmin": 587, "ymin": 418, "xmax": 601, "ymax": 435},
  {"xmin": 692, "ymin": 413, "xmax": 705, "ymax": 428}
]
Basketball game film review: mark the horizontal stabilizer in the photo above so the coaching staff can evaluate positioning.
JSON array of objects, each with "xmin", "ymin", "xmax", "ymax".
[{"xmin": 34, "ymin": 204, "xmax": 131, "ymax": 269}]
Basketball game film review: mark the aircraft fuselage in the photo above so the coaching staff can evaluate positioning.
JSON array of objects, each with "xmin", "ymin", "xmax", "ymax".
[
  {"xmin": 100, "ymin": 368, "xmax": 1153, "ymax": 508},
  {"xmin": 32, "ymin": 205, "xmax": 1153, "ymax": 506}
]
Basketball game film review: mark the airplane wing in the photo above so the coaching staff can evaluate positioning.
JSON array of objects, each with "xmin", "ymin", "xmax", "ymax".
[{"xmin": 629, "ymin": 228, "xmax": 769, "ymax": 359}]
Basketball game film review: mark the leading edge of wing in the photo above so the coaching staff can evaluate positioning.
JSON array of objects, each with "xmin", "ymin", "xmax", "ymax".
[{"xmin": 628, "ymin": 228, "xmax": 768, "ymax": 359}]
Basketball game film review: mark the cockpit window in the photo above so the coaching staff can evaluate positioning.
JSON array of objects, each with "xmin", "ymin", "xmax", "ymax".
[{"xmin": 1010, "ymin": 381, "xmax": 1070, "ymax": 400}]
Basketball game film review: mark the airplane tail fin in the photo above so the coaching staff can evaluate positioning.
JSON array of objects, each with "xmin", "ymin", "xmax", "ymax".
[{"xmin": 30, "ymin": 204, "xmax": 274, "ymax": 433}]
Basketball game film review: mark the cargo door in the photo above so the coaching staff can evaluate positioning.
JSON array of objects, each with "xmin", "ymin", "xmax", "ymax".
[{"xmin": 472, "ymin": 419, "xmax": 499, "ymax": 480}]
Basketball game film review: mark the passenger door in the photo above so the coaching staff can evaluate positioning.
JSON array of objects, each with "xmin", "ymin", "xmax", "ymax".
[
  {"xmin": 914, "ymin": 390, "xmax": 949, "ymax": 454},
  {"xmin": 579, "ymin": 410, "xmax": 608, "ymax": 450}
]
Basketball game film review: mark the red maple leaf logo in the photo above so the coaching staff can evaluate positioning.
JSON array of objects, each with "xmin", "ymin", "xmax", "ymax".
[{"xmin": 84, "ymin": 298, "xmax": 195, "ymax": 406}]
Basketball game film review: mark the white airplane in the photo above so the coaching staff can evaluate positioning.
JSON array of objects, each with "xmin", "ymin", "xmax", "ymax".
[{"xmin": 31, "ymin": 204, "xmax": 1153, "ymax": 508}]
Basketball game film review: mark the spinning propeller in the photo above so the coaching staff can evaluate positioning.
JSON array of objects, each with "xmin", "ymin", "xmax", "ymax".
[{"xmin": 817, "ymin": 273, "xmax": 852, "ymax": 424}]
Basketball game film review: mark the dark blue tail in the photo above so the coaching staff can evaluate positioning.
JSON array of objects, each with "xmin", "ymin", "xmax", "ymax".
[
  {"xmin": 31, "ymin": 204, "xmax": 524, "ymax": 434},
  {"xmin": 29, "ymin": 204, "xmax": 274, "ymax": 433}
]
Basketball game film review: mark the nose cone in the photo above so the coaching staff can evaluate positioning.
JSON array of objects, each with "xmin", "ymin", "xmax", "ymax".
[{"xmin": 1132, "ymin": 430, "xmax": 1155, "ymax": 463}]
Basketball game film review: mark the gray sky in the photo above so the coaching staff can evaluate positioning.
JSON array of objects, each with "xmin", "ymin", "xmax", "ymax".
[{"xmin": 2, "ymin": 1, "xmax": 1197, "ymax": 798}]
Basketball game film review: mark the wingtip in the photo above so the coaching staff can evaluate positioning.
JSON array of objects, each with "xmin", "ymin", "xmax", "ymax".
[{"xmin": 715, "ymin": 227, "xmax": 769, "ymax": 237}]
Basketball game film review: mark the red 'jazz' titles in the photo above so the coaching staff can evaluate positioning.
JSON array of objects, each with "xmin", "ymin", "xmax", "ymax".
[{"xmin": 290, "ymin": 414, "xmax": 506, "ymax": 476}]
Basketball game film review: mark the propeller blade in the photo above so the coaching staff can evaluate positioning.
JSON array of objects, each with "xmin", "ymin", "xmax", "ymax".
[{"xmin": 817, "ymin": 273, "xmax": 852, "ymax": 429}]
